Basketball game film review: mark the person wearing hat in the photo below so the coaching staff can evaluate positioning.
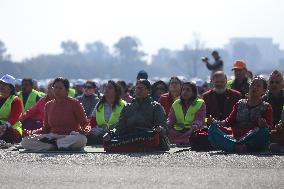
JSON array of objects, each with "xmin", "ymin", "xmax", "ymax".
[
  {"xmin": 103, "ymin": 79, "xmax": 170, "ymax": 152},
  {"xmin": 201, "ymin": 50, "xmax": 223, "ymax": 77},
  {"xmin": 227, "ymin": 60, "xmax": 250, "ymax": 98},
  {"xmin": 73, "ymin": 79, "xmax": 85, "ymax": 97},
  {"xmin": 0, "ymin": 74, "xmax": 23, "ymax": 143},
  {"xmin": 136, "ymin": 70, "xmax": 148, "ymax": 81}
]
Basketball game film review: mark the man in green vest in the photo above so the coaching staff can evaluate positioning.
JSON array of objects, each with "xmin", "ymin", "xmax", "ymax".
[{"xmin": 18, "ymin": 78, "xmax": 41, "ymax": 112}]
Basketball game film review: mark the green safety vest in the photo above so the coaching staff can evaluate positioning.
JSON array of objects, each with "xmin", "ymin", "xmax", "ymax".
[
  {"xmin": 37, "ymin": 91, "xmax": 46, "ymax": 97},
  {"xmin": 227, "ymin": 79, "xmax": 233, "ymax": 88},
  {"xmin": 172, "ymin": 98, "xmax": 204, "ymax": 131},
  {"xmin": 19, "ymin": 89, "xmax": 39, "ymax": 112},
  {"xmin": 68, "ymin": 88, "xmax": 76, "ymax": 98},
  {"xmin": 96, "ymin": 100, "xmax": 126, "ymax": 129},
  {"xmin": 0, "ymin": 95, "xmax": 23, "ymax": 136}
]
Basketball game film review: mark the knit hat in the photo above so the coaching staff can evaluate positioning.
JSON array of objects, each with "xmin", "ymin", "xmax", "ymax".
[
  {"xmin": 137, "ymin": 70, "xmax": 148, "ymax": 80},
  {"xmin": 0, "ymin": 74, "xmax": 16, "ymax": 87}
]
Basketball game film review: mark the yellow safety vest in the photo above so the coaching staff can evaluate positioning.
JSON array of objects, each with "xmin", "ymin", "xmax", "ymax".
[
  {"xmin": 19, "ymin": 89, "xmax": 39, "ymax": 112},
  {"xmin": 0, "ymin": 95, "xmax": 23, "ymax": 135},
  {"xmin": 227, "ymin": 79, "xmax": 233, "ymax": 88},
  {"xmin": 172, "ymin": 98, "xmax": 204, "ymax": 131},
  {"xmin": 68, "ymin": 88, "xmax": 76, "ymax": 98},
  {"xmin": 96, "ymin": 100, "xmax": 126, "ymax": 129}
]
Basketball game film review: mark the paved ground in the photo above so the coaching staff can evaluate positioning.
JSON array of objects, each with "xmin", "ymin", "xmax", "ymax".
[{"xmin": 1, "ymin": 148, "xmax": 284, "ymax": 189}]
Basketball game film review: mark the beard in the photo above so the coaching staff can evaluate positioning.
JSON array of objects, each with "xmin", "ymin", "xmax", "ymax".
[{"xmin": 214, "ymin": 86, "xmax": 226, "ymax": 94}]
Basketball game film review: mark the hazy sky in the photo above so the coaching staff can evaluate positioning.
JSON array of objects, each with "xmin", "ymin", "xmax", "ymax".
[{"xmin": 0, "ymin": 0, "xmax": 283, "ymax": 61}]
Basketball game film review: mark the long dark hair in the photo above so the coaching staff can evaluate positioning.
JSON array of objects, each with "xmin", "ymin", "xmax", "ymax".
[
  {"xmin": 169, "ymin": 76, "xmax": 182, "ymax": 86},
  {"xmin": 96, "ymin": 80, "xmax": 122, "ymax": 111},
  {"xmin": 151, "ymin": 80, "xmax": 168, "ymax": 97},
  {"xmin": 53, "ymin": 77, "xmax": 70, "ymax": 91},
  {"xmin": 180, "ymin": 81, "xmax": 198, "ymax": 106}
]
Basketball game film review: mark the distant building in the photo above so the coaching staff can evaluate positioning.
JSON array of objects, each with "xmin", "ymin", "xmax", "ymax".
[{"xmin": 224, "ymin": 38, "xmax": 284, "ymax": 71}]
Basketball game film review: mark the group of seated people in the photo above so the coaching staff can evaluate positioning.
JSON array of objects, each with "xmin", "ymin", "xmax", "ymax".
[{"xmin": 0, "ymin": 59, "xmax": 283, "ymax": 153}]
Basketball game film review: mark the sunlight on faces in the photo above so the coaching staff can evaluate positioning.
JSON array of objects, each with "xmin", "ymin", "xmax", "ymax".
[
  {"xmin": 0, "ymin": 82, "xmax": 12, "ymax": 98},
  {"xmin": 53, "ymin": 81, "xmax": 68, "ymax": 98},
  {"xmin": 104, "ymin": 83, "xmax": 115, "ymax": 100},
  {"xmin": 155, "ymin": 84, "xmax": 166, "ymax": 97},
  {"xmin": 169, "ymin": 78, "xmax": 181, "ymax": 93},
  {"xmin": 21, "ymin": 80, "xmax": 33, "ymax": 94},
  {"xmin": 181, "ymin": 84, "xmax": 193, "ymax": 101},
  {"xmin": 249, "ymin": 79, "xmax": 266, "ymax": 99},
  {"xmin": 212, "ymin": 74, "xmax": 227, "ymax": 94},
  {"xmin": 83, "ymin": 85, "xmax": 95, "ymax": 96},
  {"xmin": 234, "ymin": 69, "xmax": 247, "ymax": 81},
  {"xmin": 269, "ymin": 77, "xmax": 283, "ymax": 94},
  {"xmin": 135, "ymin": 83, "xmax": 149, "ymax": 98}
]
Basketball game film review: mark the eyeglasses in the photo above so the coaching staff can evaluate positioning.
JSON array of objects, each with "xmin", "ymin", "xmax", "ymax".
[{"xmin": 269, "ymin": 80, "xmax": 281, "ymax": 85}]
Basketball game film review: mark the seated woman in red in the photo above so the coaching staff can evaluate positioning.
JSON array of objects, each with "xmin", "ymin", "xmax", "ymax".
[
  {"xmin": 208, "ymin": 76, "xmax": 273, "ymax": 153},
  {"xmin": 21, "ymin": 78, "xmax": 90, "ymax": 151},
  {"xmin": 0, "ymin": 74, "xmax": 23, "ymax": 143},
  {"xmin": 167, "ymin": 81, "xmax": 206, "ymax": 145},
  {"xmin": 159, "ymin": 76, "xmax": 182, "ymax": 117}
]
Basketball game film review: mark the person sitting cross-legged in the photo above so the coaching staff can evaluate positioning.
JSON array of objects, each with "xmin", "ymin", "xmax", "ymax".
[
  {"xmin": 168, "ymin": 81, "xmax": 206, "ymax": 146},
  {"xmin": 87, "ymin": 80, "xmax": 126, "ymax": 145},
  {"xmin": 21, "ymin": 78, "xmax": 90, "ymax": 151},
  {"xmin": 208, "ymin": 76, "xmax": 273, "ymax": 153},
  {"xmin": 0, "ymin": 74, "xmax": 23, "ymax": 144},
  {"xmin": 103, "ymin": 79, "xmax": 170, "ymax": 152}
]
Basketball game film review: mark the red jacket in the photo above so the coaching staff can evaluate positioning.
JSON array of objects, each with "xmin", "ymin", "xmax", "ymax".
[
  {"xmin": 20, "ymin": 96, "xmax": 53, "ymax": 122},
  {"xmin": 225, "ymin": 100, "xmax": 273, "ymax": 139},
  {"xmin": 159, "ymin": 93, "xmax": 175, "ymax": 117},
  {"xmin": 202, "ymin": 88, "xmax": 241, "ymax": 120}
]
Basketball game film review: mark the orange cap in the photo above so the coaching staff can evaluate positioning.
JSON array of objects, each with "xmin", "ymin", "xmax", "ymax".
[{"xmin": 232, "ymin": 60, "xmax": 247, "ymax": 70}]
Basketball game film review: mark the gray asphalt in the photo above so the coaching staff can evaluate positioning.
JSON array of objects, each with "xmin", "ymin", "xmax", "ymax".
[{"xmin": 1, "ymin": 149, "xmax": 284, "ymax": 189}]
